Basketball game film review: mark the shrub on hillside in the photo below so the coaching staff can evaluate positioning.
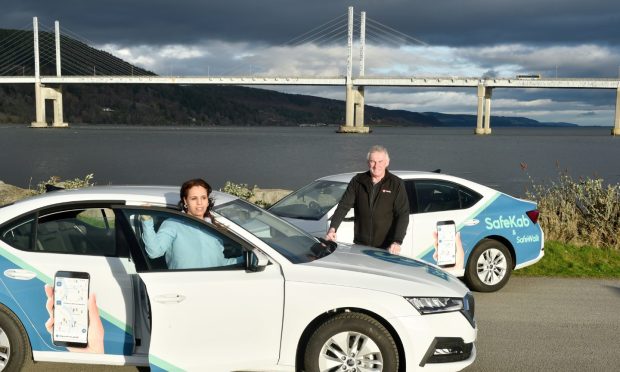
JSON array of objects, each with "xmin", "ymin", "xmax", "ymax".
[{"xmin": 525, "ymin": 168, "xmax": 620, "ymax": 250}]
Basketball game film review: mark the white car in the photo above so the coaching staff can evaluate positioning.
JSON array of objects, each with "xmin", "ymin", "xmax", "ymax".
[
  {"xmin": 0, "ymin": 186, "xmax": 476, "ymax": 371},
  {"xmin": 269, "ymin": 171, "xmax": 545, "ymax": 292}
]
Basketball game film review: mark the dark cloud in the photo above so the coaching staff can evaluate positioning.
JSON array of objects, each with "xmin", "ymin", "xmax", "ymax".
[{"xmin": 2, "ymin": 0, "xmax": 619, "ymax": 47}]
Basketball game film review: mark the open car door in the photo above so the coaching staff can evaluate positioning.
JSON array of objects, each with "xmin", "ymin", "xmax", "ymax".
[{"xmin": 119, "ymin": 207, "xmax": 285, "ymax": 371}]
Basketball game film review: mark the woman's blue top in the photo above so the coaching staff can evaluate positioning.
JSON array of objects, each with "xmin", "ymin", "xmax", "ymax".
[{"xmin": 141, "ymin": 218, "xmax": 241, "ymax": 269}]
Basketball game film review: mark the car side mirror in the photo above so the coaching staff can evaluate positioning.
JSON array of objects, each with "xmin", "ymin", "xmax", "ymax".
[{"xmin": 245, "ymin": 249, "xmax": 270, "ymax": 272}]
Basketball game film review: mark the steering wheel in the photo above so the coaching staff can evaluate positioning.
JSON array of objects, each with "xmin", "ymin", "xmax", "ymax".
[{"xmin": 308, "ymin": 201, "xmax": 322, "ymax": 214}]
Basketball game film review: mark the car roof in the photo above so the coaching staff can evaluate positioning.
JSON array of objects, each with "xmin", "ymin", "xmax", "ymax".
[
  {"xmin": 314, "ymin": 170, "xmax": 497, "ymax": 194},
  {"xmin": 0, "ymin": 185, "xmax": 238, "ymax": 217},
  {"xmin": 316, "ymin": 170, "xmax": 438, "ymax": 182}
]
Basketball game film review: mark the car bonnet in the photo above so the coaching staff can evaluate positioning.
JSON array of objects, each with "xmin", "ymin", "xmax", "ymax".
[{"xmin": 301, "ymin": 243, "xmax": 468, "ymax": 297}]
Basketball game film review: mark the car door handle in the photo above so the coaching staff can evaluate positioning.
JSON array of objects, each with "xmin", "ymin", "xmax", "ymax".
[
  {"xmin": 3, "ymin": 269, "xmax": 37, "ymax": 280},
  {"xmin": 463, "ymin": 219, "xmax": 480, "ymax": 226},
  {"xmin": 154, "ymin": 293, "xmax": 186, "ymax": 304}
]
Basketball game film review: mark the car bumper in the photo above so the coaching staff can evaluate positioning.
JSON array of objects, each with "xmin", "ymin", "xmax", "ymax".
[
  {"xmin": 391, "ymin": 311, "xmax": 477, "ymax": 371},
  {"xmin": 515, "ymin": 228, "xmax": 545, "ymax": 270}
]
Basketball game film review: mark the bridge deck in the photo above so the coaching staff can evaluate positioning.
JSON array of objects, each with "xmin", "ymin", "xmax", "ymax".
[{"xmin": 2, "ymin": 76, "xmax": 617, "ymax": 89}]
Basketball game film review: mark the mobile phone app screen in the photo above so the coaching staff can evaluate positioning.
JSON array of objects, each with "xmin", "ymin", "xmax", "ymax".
[
  {"xmin": 437, "ymin": 223, "xmax": 456, "ymax": 265},
  {"xmin": 53, "ymin": 276, "xmax": 89, "ymax": 344}
]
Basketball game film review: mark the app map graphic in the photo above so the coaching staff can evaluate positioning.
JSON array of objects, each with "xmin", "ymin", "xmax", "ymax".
[{"xmin": 54, "ymin": 277, "xmax": 88, "ymax": 343}]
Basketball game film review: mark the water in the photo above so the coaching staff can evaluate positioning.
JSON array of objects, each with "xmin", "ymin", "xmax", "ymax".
[{"xmin": 1, "ymin": 124, "xmax": 619, "ymax": 197}]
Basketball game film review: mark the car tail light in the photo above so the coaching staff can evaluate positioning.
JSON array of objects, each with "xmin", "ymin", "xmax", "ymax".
[{"xmin": 526, "ymin": 210, "xmax": 540, "ymax": 224}]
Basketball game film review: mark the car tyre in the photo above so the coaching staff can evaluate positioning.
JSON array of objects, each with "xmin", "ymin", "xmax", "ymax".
[
  {"xmin": 465, "ymin": 239, "xmax": 513, "ymax": 292},
  {"xmin": 0, "ymin": 305, "xmax": 30, "ymax": 372},
  {"xmin": 303, "ymin": 312, "xmax": 398, "ymax": 372}
]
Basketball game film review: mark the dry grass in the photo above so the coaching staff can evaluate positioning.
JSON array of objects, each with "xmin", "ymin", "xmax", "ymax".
[{"xmin": 524, "ymin": 167, "xmax": 620, "ymax": 250}]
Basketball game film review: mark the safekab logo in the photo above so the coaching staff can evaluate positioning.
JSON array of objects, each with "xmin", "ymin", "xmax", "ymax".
[{"xmin": 485, "ymin": 215, "xmax": 531, "ymax": 230}]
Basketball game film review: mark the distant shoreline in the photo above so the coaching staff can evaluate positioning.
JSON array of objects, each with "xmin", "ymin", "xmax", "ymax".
[{"xmin": 1, "ymin": 122, "xmax": 612, "ymax": 128}]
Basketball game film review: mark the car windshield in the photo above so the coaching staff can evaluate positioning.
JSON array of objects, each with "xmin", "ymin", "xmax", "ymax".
[
  {"xmin": 268, "ymin": 180, "xmax": 348, "ymax": 220},
  {"xmin": 214, "ymin": 199, "xmax": 333, "ymax": 263}
]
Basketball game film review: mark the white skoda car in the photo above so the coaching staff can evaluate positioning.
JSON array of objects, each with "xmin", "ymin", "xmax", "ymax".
[
  {"xmin": 0, "ymin": 186, "xmax": 476, "ymax": 371},
  {"xmin": 269, "ymin": 171, "xmax": 545, "ymax": 292}
]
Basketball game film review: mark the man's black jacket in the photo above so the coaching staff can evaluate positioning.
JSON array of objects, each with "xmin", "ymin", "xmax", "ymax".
[{"xmin": 330, "ymin": 170, "xmax": 410, "ymax": 249}]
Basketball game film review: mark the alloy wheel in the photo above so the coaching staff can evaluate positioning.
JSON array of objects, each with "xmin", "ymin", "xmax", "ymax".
[
  {"xmin": 319, "ymin": 331, "xmax": 383, "ymax": 372},
  {"xmin": 476, "ymin": 247, "xmax": 507, "ymax": 286}
]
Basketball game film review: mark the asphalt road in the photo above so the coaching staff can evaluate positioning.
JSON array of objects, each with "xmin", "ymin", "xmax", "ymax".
[
  {"xmin": 23, "ymin": 277, "xmax": 620, "ymax": 372},
  {"xmin": 466, "ymin": 276, "xmax": 620, "ymax": 371}
]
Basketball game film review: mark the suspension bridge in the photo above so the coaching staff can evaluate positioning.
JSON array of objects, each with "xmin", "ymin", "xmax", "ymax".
[{"xmin": 1, "ymin": 7, "xmax": 619, "ymax": 135}]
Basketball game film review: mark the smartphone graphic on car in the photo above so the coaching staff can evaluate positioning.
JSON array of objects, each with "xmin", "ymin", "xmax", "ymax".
[
  {"xmin": 52, "ymin": 271, "xmax": 90, "ymax": 348},
  {"xmin": 436, "ymin": 221, "xmax": 457, "ymax": 266}
]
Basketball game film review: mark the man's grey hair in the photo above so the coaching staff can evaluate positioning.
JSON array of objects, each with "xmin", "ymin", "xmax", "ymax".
[{"xmin": 367, "ymin": 145, "xmax": 390, "ymax": 161}]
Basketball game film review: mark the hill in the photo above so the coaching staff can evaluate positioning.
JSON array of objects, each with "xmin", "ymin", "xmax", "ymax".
[{"xmin": 0, "ymin": 28, "xmax": 577, "ymax": 127}]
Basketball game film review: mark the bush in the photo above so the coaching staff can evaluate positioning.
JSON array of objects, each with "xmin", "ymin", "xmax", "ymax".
[
  {"xmin": 524, "ymin": 168, "xmax": 620, "ymax": 250},
  {"xmin": 35, "ymin": 174, "xmax": 95, "ymax": 194},
  {"xmin": 220, "ymin": 181, "xmax": 268, "ymax": 208}
]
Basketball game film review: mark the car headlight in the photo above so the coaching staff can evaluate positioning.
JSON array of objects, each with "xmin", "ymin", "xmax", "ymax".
[{"xmin": 406, "ymin": 297, "xmax": 464, "ymax": 314}]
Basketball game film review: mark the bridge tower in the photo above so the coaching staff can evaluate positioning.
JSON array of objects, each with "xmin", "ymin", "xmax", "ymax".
[
  {"xmin": 338, "ymin": 7, "xmax": 369, "ymax": 133},
  {"xmin": 613, "ymin": 85, "xmax": 620, "ymax": 136},
  {"xmin": 30, "ymin": 18, "xmax": 69, "ymax": 128}
]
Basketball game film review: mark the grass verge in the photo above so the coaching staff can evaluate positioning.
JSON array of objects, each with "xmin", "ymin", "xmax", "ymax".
[{"xmin": 514, "ymin": 240, "xmax": 620, "ymax": 278}]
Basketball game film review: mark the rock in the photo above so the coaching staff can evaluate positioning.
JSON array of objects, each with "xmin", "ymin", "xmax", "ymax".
[
  {"xmin": 0, "ymin": 181, "xmax": 36, "ymax": 205},
  {"xmin": 249, "ymin": 187, "xmax": 291, "ymax": 207}
]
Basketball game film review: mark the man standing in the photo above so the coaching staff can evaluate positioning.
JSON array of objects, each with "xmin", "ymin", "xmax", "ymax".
[{"xmin": 325, "ymin": 145, "xmax": 409, "ymax": 254}]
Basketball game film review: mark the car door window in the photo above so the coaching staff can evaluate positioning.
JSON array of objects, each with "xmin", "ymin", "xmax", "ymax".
[
  {"xmin": 120, "ymin": 209, "xmax": 246, "ymax": 272},
  {"xmin": 414, "ymin": 180, "xmax": 481, "ymax": 213},
  {"xmin": 35, "ymin": 208, "xmax": 117, "ymax": 255},
  {"xmin": 1, "ymin": 207, "xmax": 119, "ymax": 256},
  {"xmin": 269, "ymin": 180, "xmax": 348, "ymax": 220},
  {"xmin": 0, "ymin": 213, "xmax": 35, "ymax": 250}
]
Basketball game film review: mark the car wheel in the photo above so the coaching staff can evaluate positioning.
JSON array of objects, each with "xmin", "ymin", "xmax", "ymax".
[
  {"xmin": 0, "ymin": 306, "xmax": 30, "ymax": 372},
  {"xmin": 465, "ymin": 239, "xmax": 513, "ymax": 292},
  {"xmin": 304, "ymin": 312, "xmax": 398, "ymax": 372}
]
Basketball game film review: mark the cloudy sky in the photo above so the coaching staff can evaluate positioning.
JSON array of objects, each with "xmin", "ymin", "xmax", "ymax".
[{"xmin": 2, "ymin": 0, "xmax": 620, "ymax": 125}]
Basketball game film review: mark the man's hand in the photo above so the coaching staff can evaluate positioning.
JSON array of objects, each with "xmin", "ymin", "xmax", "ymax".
[
  {"xmin": 388, "ymin": 242, "xmax": 401, "ymax": 255},
  {"xmin": 325, "ymin": 227, "xmax": 337, "ymax": 241}
]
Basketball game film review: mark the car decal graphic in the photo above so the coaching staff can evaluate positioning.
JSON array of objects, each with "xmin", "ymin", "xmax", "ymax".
[
  {"xmin": 417, "ymin": 192, "xmax": 543, "ymax": 266},
  {"xmin": 149, "ymin": 355, "xmax": 180, "ymax": 371},
  {"xmin": 0, "ymin": 245, "xmax": 183, "ymax": 369},
  {"xmin": 0, "ymin": 246, "xmax": 134, "ymax": 354},
  {"xmin": 417, "ymin": 192, "xmax": 502, "ymax": 260}
]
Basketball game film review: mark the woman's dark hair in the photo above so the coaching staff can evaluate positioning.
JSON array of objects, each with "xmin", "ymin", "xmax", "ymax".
[{"xmin": 179, "ymin": 178, "xmax": 215, "ymax": 218}]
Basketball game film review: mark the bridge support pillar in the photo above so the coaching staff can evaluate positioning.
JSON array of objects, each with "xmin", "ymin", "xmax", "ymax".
[
  {"xmin": 613, "ymin": 86, "xmax": 620, "ymax": 136},
  {"xmin": 339, "ymin": 85, "xmax": 370, "ymax": 133},
  {"xmin": 354, "ymin": 86, "xmax": 365, "ymax": 127},
  {"xmin": 475, "ymin": 85, "xmax": 492, "ymax": 135},
  {"xmin": 475, "ymin": 85, "xmax": 485, "ymax": 134},
  {"xmin": 30, "ymin": 82, "xmax": 47, "ymax": 127},
  {"xmin": 484, "ymin": 88, "xmax": 493, "ymax": 134},
  {"xmin": 30, "ymin": 84, "xmax": 69, "ymax": 128}
]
